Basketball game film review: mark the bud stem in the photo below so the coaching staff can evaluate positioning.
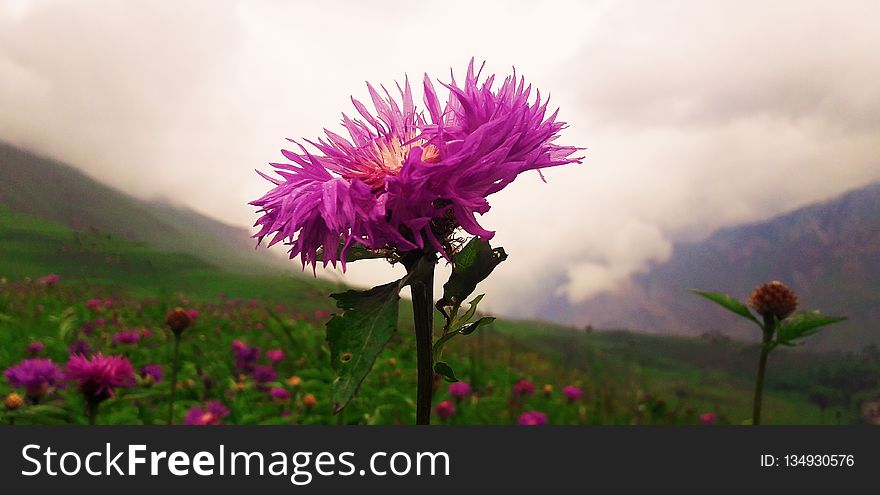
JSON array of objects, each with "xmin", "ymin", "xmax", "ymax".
[
  {"xmin": 167, "ymin": 333, "xmax": 182, "ymax": 425},
  {"xmin": 405, "ymin": 253, "xmax": 436, "ymax": 425},
  {"xmin": 752, "ymin": 315, "xmax": 776, "ymax": 425},
  {"xmin": 87, "ymin": 400, "xmax": 99, "ymax": 426}
]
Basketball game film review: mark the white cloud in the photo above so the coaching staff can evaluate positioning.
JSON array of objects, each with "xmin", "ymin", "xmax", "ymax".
[{"xmin": 1, "ymin": 0, "xmax": 878, "ymax": 319}]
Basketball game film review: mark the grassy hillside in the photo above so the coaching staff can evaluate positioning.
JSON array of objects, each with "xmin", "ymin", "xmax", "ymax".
[
  {"xmin": 2, "ymin": 206, "xmax": 874, "ymax": 424},
  {"xmin": 0, "ymin": 142, "xmax": 288, "ymax": 274}
]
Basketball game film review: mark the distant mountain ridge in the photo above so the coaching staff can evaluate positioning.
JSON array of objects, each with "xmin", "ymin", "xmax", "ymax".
[
  {"xmin": 553, "ymin": 182, "xmax": 880, "ymax": 350},
  {"xmin": 0, "ymin": 142, "xmax": 289, "ymax": 275}
]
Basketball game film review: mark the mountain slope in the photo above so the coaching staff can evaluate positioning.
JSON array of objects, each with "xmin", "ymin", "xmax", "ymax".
[
  {"xmin": 558, "ymin": 182, "xmax": 880, "ymax": 350},
  {"xmin": 0, "ymin": 142, "xmax": 287, "ymax": 274}
]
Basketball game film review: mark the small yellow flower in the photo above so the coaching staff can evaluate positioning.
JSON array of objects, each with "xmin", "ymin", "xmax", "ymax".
[
  {"xmin": 387, "ymin": 357, "xmax": 397, "ymax": 367},
  {"xmin": 287, "ymin": 375, "xmax": 302, "ymax": 387},
  {"xmin": 542, "ymin": 384, "xmax": 554, "ymax": 396}
]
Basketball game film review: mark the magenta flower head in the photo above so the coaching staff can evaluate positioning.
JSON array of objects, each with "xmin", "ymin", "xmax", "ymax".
[
  {"xmin": 84, "ymin": 298, "xmax": 104, "ymax": 312},
  {"xmin": 434, "ymin": 400, "xmax": 456, "ymax": 420},
  {"xmin": 4, "ymin": 358, "xmax": 65, "ymax": 401},
  {"xmin": 562, "ymin": 385, "xmax": 583, "ymax": 402},
  {"xmin": 38, "ymin": 274, "xmax": 60, "ymax": 287},
  {"xmin": 112, "ymin": 329, "xmax": 141, "ymax": 346},
  {"xmin": 700, "ymin": 412, "xmax": 717, "ymax": 425},
  {"xmin": 140, "ymin": 364, "xmax": 163, "ymax": 384},
  {"xmin": 66, "ymin": 353, "xmax": 135, "ymax": 403},
  {"xmin": 251, "ymin": 59, "xmax": 582, "ymax": 268},
  {"xmin": 513, "ymin": 379, "xmax": 535, "ymax": 398},
  {"xmin": 231, "ymin": 340, "xmax": 260, "ymax": 372},
  {"xmin": 270, "ymin": 387, "xmax": 291, "ymax": 403},
  {"xmin": 448, "ymin": 381, "xmax": 472, "ymax": 400},
  {"xmin": 251, "ymin": 365, "xmax": 278, "ymax": 389},
  {"xmin": 266, "ymin": 349, "xmax": 284, "ymax": 365},
  {"xmin": 183, "ymin": 401, "xmax": 230, "ymax": 425},
  {"xmin": 68, "ymin": 339, "xmax": 92, "ymax": 356},
  {"xmin": 517, "ymin": 411, "xmax": 548, "ymax": 426},
  {"xmin": 26, "ymin": 341, "xmax": 46, "ymax": 356}
]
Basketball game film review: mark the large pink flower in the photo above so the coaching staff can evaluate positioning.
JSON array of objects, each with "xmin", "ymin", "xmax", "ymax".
[
  {"xmin": 252, "ymin": 60, "xmax": 582, "ymax": 269},
  {"xmin": 66, "ymin": 353, "xmax": 135, "ymax": 402}
]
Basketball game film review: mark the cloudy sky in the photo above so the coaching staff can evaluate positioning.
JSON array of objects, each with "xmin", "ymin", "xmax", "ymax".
[{"xmin": 1, "ymin": 0, "xmax": 878, "ymax": 318}]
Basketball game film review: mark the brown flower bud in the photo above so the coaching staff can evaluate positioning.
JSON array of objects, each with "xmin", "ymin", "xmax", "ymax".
[
  {"xmin": 165, "ymin": 307, "xmax": 192, "ymax": 336},
  {"xmin": 4, "ymin": 392, "xmax": 24, "ymax": 411},
  {"xmin": 748, "ymin": 281, "xmax": 799, "ymax": 320}
]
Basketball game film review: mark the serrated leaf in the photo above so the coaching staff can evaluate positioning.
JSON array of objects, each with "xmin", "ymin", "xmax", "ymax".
[
  {"xmin": 458, "ymin": 316, "xmax": 495, "ymax": 335},
  {"xmin": 454, "ymin": 294, "xmax": 484, "ymax": 327},
  {"xmin": 690, "ymin": 290, "xmax": 760, "ymax": 325},
  {"xmin": 316, "ymin": 238, "xmax": 386, "ymax": 263},
  {"xmin": 434, "ymin": 361, "xmax": 459, "ymax": 382},
  {"xmin": 326, "ymin": 279, "xmax": 403, "ymax": 413},
  {"xmin": 438, "ymin": 238, "xmax": 507, "ymax": 308},
  {"xmin": 776, "ymin": 311, "xmax": 847, "ymax": 344}
]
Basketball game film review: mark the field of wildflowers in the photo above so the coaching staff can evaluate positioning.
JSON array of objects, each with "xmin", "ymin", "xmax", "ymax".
[{"xmin": 1, "ymin": 271, "xmax": 864, "ymax": 425}]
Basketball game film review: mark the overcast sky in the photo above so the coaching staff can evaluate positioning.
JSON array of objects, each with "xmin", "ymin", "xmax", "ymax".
[{"xmin": 1, "ymin": 0, "xmax": 878, "ymax": 318}]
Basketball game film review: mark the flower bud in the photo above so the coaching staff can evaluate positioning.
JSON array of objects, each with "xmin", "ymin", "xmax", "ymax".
[
  {"xmin": 4, "ymin": 392, "xmax": 24, "ymax": 411},
  {"xmin": 748, "ymin": 281, "xmax": 799, "ymax": 320},
  {"xmin": 165, "ymin": 307, "xmax": 193, "ymax": 336}
]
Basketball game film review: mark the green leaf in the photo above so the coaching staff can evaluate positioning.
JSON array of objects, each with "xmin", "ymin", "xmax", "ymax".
[
  {"xmin": 690, "ymin": 290, "xmax": 760, "ymax": 326},
  {"xmin": 458, "ymin": 316, "xmax": 495, "ymax": 335},
  {"xmin": 326, "ymin": 279, "xmax": 403, "ymax": 414},
  {"xmin": 776, "ymin": 311, "xmax": 847, "ymax": 344},
  {"xmin": 434, "ymin": 361, "xmax": 459, "ymax": 382},
  {"xmin": 438, "ymin": 238, "xmax": 507, "ymax": 309},
  {"xmin": 454, "ymin": 294, "xmax": 484, "ymax": 327},
  {"xmin": 316, "ymin": 238, "xmax": 386, "ymax": 263},
  {"xmin": 10, "ymin": 405, "xmax": 71, "ymax": 422}
]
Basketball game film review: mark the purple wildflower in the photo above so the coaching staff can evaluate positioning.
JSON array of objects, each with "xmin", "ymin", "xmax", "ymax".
[
  {"xmin": 84, "ymin": 299, "xmax": 104, "ymax": 312},
  {"xmin": 65, "ymin": 353, "xmax": 135, "ymax": 402},
  {"xmin": 435, "ymin": 400, "xmax": 456, "ymax": 420},
  {"xmin": 562, "ymin": 385, "xmax": 582, "ymax": 402},
  {"xmin": 270, "ymin": 387, "xmax": 291, "ymax": 403},
  {"xmin": 517, "ymin": 411, "xmax": 548, "ymax": 426},
  {"xmin": 26, "ymin": 341, "xmax": 46, "ymax": 356},
  {"xmin": 140, "ymin": 364, "xmax": 163, "ymax": 383},
  {"xmin": 700, "ymin": 412, "xmax": 717, "ymax": 425},
  {"xmin": 251, "ymin": 365, "xmax": 278, "ymax": 388},
  {"xmin": 231, "ymin": 339, "xmax": 261, "ymax": 372},
  {"xmin": 513, "ymin": 379, "xmax": 535, "ymax": 398},
  {"xmin": 266, "ymin": 349, "xmax": 284, "ymax": 365},
  {"xmin": 183, "ymin": 401, "xmax": 229, "ymax": 425},
  {"xmin": 4, "ymin": 358, "xmax": 65, "ymax": 401},
  {"xmin": 112, "ymin": 329, "xmax": 142, "ymax": 346},
  {"xmin": 251, "ymin": 59, "xmax": 581, "ymax": 268},
  {"xmin": 448, "ymin": 381, "xmax": 472, "ymax": 400},
  {"xmin": 38, "ymin": 274, "xmax": 60, "ymax": 287},
  {"xmin": 68, "ymin": 339, "xmax": 92, "ymax": 356}
]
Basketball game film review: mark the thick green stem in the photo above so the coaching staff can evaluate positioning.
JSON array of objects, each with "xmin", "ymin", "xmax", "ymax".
[
  {"xmin": 87, "ymin": 401, "xmax": 99, "ymax": 426},
  {"xmin": 167, "ymin": 333, "xmax": 181, "ymax": 425},
  {"xmin": 752, "ymin": 316, "xmax": 776, "ymax": 425},
  {"xmin": 406, "ymin": 255, "xmax": 436, "ymax": 425}
]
